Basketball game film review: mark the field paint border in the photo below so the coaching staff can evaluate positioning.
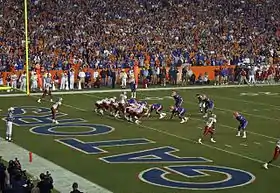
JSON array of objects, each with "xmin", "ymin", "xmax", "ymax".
[
  {"xmin": 0, "ymin": 138, "xmax": 113, "ymax": 193},
  {"xmin": 1, "ymin": 83, "xmax": 280, "ymax": 97}
]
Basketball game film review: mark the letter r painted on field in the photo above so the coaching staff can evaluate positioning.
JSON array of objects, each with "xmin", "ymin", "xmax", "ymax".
[
  {"xmin": 100, "ymin": 146, "xmax": 212, "ymax": 163},
  {"xmin": 56, "ymin": 138, "xmax": 155, "ymax": 154}
]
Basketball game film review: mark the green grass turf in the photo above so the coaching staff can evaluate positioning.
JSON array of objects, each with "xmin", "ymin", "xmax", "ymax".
[{"xmin": 1, "ymin": 85, "xmax": 280, "ymax": 193}]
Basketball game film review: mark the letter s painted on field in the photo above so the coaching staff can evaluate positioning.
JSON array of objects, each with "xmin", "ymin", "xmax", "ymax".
[{"xmin": 139, "ymin": 165, "xmax": 255, "ymax": 190}]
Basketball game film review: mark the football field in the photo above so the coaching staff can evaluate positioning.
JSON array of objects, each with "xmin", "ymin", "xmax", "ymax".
[{"xmin": 1, "ymin": 85, "xmax": 280, "ymax": 193}]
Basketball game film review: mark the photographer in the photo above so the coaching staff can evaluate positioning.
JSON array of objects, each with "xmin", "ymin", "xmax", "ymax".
[{"xmin": 37, "ymin": 172, "xmax": 53, "ymax": 193}]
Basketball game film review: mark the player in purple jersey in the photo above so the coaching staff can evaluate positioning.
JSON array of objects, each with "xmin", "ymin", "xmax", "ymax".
[
  {"xmin": 203, "ymin": 98, "xmax": 214, "ymax": 118},
  {"xmin": 170, "ymin": 106, "xmax": 188, "ymax": 123},
  {"xmin": 171, "ymin": 91, "xmax": 183, "ymax": 107},
  {"xmin": 234, "ymin": 112, "xmax": 248, "ymax": 138},
  {"xmin": 145, "ymin": 103, "xmax": 166, "ymax": 119}
]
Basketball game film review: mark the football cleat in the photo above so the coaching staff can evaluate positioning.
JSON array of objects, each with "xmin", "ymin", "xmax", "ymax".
[
  {"xmin": 211, "ymin": 138, "xmax": 216, "ymax": 143},
  {"xmin": 198, "ymin": 138, "xmax": 202, "ymax": 144},
  {"xmin": 37, "ymin": 99, "xmax": 41, "ymax": 103},
  {"xmin": 263, "ymin": 163, "xmax": 268, "ymax": 169}
]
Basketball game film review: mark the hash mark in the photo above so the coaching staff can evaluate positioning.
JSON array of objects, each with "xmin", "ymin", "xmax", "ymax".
[
  {"xmin": 254, "ymin": 142, "xmax": 262, "ymax": 145},
  {"xmin": 240, "ymin": 143, "xmax": 248, "ymax": 147},
  {"xmin": 253, "ymin": 109, "xmax": 259, "ymax": 112},
  {"xmin": 268, "ymin": 141, "xmax": 275, "ymax": 144},
  {"xmin": 225, "ymin": 144, "xmax": 232, "ymax": 148}
]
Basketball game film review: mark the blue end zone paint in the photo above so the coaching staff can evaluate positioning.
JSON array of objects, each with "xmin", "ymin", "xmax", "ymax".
[
  {"xmin": 30, "ymin": 124, "xmax": 115, "ymax": 136},
  {"xmin": 100, "ymin": 146, "xmax": 212, "ymax": 163},
  {"xmin": 138, "ymin": 165, "xmax": 256, "ymax": 190},
  {"xmin": 13, "ymin": 106, "xmax": 54, "ymax": 115},
  {"xmin": 55, "ymin": 138, "xmax": 155, "ymax": 154}
]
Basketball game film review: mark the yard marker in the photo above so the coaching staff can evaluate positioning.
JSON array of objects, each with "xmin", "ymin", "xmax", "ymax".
[
  {"xmin": 225, "ymin": 144, "xmax": 232, "ymax": 148},
  {"xmin": 29, "ymin": 152, "xmax": 33, "ymax": 163},
  {"xmin": 254, "ymin": 142, "xmax": 262, "ymax": 146},
  {"xmin": 240, "ymin": 143, "xmax": 248, "ymax": 147}
]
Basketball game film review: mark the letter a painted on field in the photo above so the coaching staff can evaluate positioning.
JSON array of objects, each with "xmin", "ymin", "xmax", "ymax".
[{"xmin": 100, "ymin": 146, "xmax": 212, "ymax": 163}]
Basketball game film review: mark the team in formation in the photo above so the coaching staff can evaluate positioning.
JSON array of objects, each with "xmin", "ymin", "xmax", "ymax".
[{"xmin": 93, "ymin": 91, "xmax": 249, "ymax": 144}]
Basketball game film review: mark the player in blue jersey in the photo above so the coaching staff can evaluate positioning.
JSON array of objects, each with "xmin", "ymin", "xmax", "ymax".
[
  {"xmin": 145, "ymin": 103, "xmax": 166, "ymax": 119},
  {"xmin": 234, "ymin": 112, "xmax": 248, "ymax": 138},
  {"xmin": 171, "ymin": 91, "xmax": 183, "ymax": 107},
  {"xmin": 130, "ymin": 79, "xmax": 137, "ymax": 98},
  {"xmin": 170, "ymin": 106, "xmax": 188, "ymax": 123},
  {"xmin": 203, "ymin": 98, "xmax": 214, "ymax": 118},
  {"xmin": 6, "ymin": 107, "xmax": 15, "ymax": 142}
]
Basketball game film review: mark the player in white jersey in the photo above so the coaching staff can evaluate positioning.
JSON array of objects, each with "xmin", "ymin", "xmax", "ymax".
[
  {"xmin": 51, "ymin": 98, "xmax": 62, "ymax": 124},
  {"xmin": 263, "ymin": 140, "xmax": 280, "ymax": 169},
  {"xmin": 198, "ymin": 114, "xmax": 217, "ymax": 144},
  {"xmin": 38, "ymin": 74, "xmax": 53, "ymax": 103},
  {"xmin": 115, "ymin": 92, "xmax": 128, "ymax": 118},
  {"xmin": 6, "ymin": 107, "xmax": 15, "ymax": 142},
  {"xmin": 95, "ymin": 99, "xmax": 106, "ymax": 115}
]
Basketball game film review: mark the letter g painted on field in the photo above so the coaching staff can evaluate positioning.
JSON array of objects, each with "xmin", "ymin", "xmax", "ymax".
[{"xmin": 139, "ymin": 165, "xmax": 255, "ymax": 190}]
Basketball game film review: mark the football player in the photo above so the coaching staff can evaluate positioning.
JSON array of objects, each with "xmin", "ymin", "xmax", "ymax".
[
  {"xmin": 170, "ymin": 106, "xmax": 188, "ymax": 124},
  {"xmin": 115, "ymin": 92, "xmax": 128, "ymax": 118},
  {"xmin": 233, "ymin": 112, "xmax": 248, "ymax": 138},
  {"xmin": 196, "ymin": 94, "xmax": 207, "ymax": 113},
  {"xmin": 6, "ymin": 107, "xmax": 15, "ymax": 142},
  {"xmin": 145, "ymin": 103, "xmax": 166, "ymax": 119},
  {"xmin": 203, "ymin": 98, "xmax": 214, "ymax": 118},
  {"xmin": 51, "ymin": 98, "xmax": 62, "ymax": 124},
  {"xmin": 198, "ymin": 114, "xmax": 217, "ymax": 144},
  {"xmin": 171, "ymin": 91, "xmax": 183, "ymax": 107},
  {"xmin": 37, "ymin": 73, "xmax": 53, "ymax": 103},
  {"xmin": 95, "ymin": 98, "xmax": 106, "ymax": 115},
  {"xmin": 263, "ymin": 139, "xmax": 280, "ymax": 169}
]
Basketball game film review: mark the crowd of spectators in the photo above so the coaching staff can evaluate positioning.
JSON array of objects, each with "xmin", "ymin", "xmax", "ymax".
[
  {"xmin": 0, "ymin": 157, "xmax": 54, "ymax": 193},
  {"xmin": 1, "ymin": 0, "xmax": 280, "ymax": 73}
]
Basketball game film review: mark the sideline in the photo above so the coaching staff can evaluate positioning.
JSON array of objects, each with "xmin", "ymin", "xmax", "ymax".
[
  {"xmin": 0, "ymin": 84, "xmax": 279, "ymax": 97},
  {"xmin": 0, "ymin": 138, "xmax": 113, "ymax": 193}
]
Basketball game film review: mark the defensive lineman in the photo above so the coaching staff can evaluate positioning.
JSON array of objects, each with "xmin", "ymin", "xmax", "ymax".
[{"xmin": 6, "ymin": 107, "xmax": 15, "ymax": 142}]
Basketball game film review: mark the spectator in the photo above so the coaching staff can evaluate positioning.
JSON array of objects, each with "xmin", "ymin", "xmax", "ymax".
[
  {"xmin": 37, "ymin": 172, "xmax": 53, "ymax": 193},
  {"xmin": 70, "ymin": 182, "xmax": 83, "ymax": 193}
]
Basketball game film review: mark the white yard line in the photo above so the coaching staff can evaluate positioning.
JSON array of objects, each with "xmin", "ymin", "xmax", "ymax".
[
  {"xmin": 225, "ymin": 144, "xmax": 232, "ymax": 148},
  {"xmin": 0, "ymin": 138, "xmax": 113, "ymax": 193}
]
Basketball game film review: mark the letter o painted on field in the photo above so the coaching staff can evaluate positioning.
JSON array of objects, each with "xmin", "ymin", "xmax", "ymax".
[{"xmin": 30, "ymin": 124, "xmax": 114, "ymax": 136}]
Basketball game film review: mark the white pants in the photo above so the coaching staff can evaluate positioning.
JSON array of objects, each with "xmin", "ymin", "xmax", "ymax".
[
  {"xmin": 121, "ymin": 79, "xmax": 126, "ymax": 88},
  {"xmin": 20, "ymin": 81, "xmax": 26, "ymax": 91},
  {"xmin": 60, "ymin": 77, "xmax": 66, "ymax": 90},
  {"xmin": 11, "ymin": 80, "xmax": 17, "ymax": 89},
  {"xmin": 31, "ymin": 80, "xmax": 38, "ymax": 90},
  {"xmin": 70, "ymin": 78, "xmax": 75, "ymax": 89},
  {"xmin": 6, "ymin": 121, "xmax": 13, "ymax": 136},
  {"xmin": 249, "ymin": 75, "xmax": 255, "ymax": 84}
]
